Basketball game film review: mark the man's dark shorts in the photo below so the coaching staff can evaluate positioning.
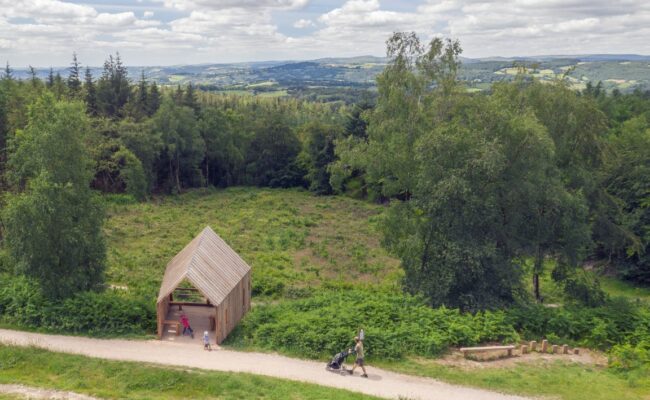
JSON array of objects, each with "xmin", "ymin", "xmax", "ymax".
[{"xmin": 355, "ymin": 357, "xmax": 364, "ymax": 366}]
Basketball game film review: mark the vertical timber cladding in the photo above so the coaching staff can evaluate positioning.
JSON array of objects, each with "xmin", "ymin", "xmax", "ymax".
[
  {"xmin": 215, "ymin": 272, "xmax": 251, "ymax": 344},
  {"xmin": 156, "ymin": 296, "xmax": 170, "ymax": 339},
  {"xmin": 156, "ymin": 226, "xmax": 252, "ymax": 343}
]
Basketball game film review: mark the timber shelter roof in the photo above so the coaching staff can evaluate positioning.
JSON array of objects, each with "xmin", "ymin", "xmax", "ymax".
[{"xmin": 156, "ymin": 226, "xmax": 251, "ymax": 306}]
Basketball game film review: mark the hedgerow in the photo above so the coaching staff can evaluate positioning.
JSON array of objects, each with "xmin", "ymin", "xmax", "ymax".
[{"xmin": 227, "ymin": 290, "xmax": 520, "ymax": 360}]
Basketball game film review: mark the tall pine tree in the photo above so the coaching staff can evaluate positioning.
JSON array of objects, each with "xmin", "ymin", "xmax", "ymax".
[
  {"xmin": 84, "ymin": 67, "xmax": 97, "ymax": 116},
  {"xmin": 67, "ymin": 53, "xmax": 82, "ymax": 97}
]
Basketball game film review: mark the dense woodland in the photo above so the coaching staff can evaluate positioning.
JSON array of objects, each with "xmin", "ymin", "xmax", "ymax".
[{"xmin": 0, "ymin": 34, "xmax": 649, "ymax": 376}]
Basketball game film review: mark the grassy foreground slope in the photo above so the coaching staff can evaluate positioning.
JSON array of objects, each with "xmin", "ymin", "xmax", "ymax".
[
  {"xmin": 380, "ymin": 359, "xmax": 650, "ymax": 400},
  {"xmin": 0, "ymin": 345, "xmax": 378, "ymax": 400},
  {"xmin": 105, "ymin": 187, "xmax": 400, "ymax": 297}
]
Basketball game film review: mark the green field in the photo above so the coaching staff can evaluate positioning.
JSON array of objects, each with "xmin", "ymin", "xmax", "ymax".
[
  {"xmin": 0, "ymin": 345, "xmax": 377, "ymax": 400},
  {"xmin": 104, "ymin": 188, "xmax": 401, "ymax": 297}
]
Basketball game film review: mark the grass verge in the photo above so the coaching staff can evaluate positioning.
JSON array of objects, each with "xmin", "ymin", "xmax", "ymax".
[
  {"xmin": 377, "ymin": 358, "xmax": 650, "ymax": 400},
  {"xmin": 0, "ymin": 345, "xmax": 378, "ymax": 400}
]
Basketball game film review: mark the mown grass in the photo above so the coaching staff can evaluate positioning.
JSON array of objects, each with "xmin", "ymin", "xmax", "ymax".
[
  {"xmin": 104, "ymin": 187, "xmax": 400, "ymax": 297},
  {"xmin": 377, "ymin": 358, "xmax": 650, "ymax": 400},
  {"xmin": 0, "ymin": 345, "xmax": 378, "ymax": 400}
]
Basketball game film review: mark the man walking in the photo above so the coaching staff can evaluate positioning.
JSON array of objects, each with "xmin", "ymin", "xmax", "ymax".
[{"xmin": 349, "ymin": 336, "xmax": 368, "ymax": 378}]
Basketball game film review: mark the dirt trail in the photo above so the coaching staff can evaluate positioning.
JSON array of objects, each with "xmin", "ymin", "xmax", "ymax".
[{"xmin": 0, "ymin": 329, "xmax": 531, "ymax": 400}]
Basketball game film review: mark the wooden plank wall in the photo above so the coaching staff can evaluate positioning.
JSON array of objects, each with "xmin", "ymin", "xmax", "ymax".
[
  {"xmin": 156, "ymin": 295, "xmax": 171, "ymax": 339},
  {"xmin": 215, "ymin": 271, "xmax": 251, "ymax": 344}
]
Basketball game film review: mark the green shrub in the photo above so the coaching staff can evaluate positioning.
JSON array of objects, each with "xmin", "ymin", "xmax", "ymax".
[
  {"xmin": 0, "ymin": 274, "xmax": 155, "ymax": 335},
  {"xmin": 609, "ymin": 341, "xmax": 650, "ymax": 372},
  {"xmin": 227, "ymin": 289, "xmax": 520, "ymax": 360},
  {"xmin": 506, "ymin": 298, "xmax": 650, "ymax": 349}
]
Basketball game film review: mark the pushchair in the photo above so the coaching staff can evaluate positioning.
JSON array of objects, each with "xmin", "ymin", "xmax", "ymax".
[{"xmin": 326, "ymin": 348, "xmax": 355, "ymax": 373}]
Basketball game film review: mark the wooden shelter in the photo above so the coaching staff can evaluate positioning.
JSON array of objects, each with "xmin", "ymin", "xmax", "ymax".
[{"xmin": 156, "ymin": 226, "xmax": 252, "ymax": 344}]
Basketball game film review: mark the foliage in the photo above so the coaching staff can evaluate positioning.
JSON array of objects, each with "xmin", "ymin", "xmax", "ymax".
[
  {"xmin": 0, "ymin": 274, "xmax": 154, "ymax": 335},
  {"xmin": 246, "ymin": 112, "xmax": 304, "ymax": 188},
  {"xmin": 151, "ymin": 97, "xmax": 205, "ymax": 193},
  {"xmin": 505, "ymin": 298, "xmax": 650, "ymax": 350},
  {"xmin": 339, "ymin": 33, "xmax": 593, "ymax": 308},
  {"xmin": 96, "ymin": 53, "xmax": 130, "ymax": 118},
  {"xmin": 609, "ymin": 341, "xmax": 650, "ymax": 372},
  {"xmin": 228, "ymin": 289, "xmax": 520, "ymax": 360},
  {"xmin": 302, "ymin": 121, "xmax": 341, "ymax": 194},
  {"xmin": 600, "ymin": 114, "xmax": 650, "ymax": 283},
  {"xmin": 3, "ymin": 93, "xmax": 106, "ymax": 299},
  {"xmin": 555, "ymin": 268, "xmax": 608, "ymax": 307},
  {"xmin": 112, "ymin": 147, "xmax": 148, "ymax": 200}
]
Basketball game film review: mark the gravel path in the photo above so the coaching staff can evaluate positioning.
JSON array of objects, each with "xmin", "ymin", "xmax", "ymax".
[
  {"xmin": 0, "ymin": 384, "xmax": 98, "ymax": 399},
  {"xmin": 0, "ymin": 329, "xmax": 531, "ymax": 400}
]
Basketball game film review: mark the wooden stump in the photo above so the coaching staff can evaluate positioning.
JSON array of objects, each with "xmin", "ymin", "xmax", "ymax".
[
  {"xmin": 521, "ymin": 344, "xmax": 528, "ymax": 355},
  {"xmin": 562, "ymin": 344, "xmax": 569, "ymax": 354},
  {"xmin": 530, "ymin": 341, "xmax": 537, "ymax": 352},
  {"xmin": 552, "ymin": 344, "xmax": 559, "ymax": 354},
  {"xmin": 573, "ymin": 348, "xmax": 580, "ymax": 355},
  {"xmin": 541, "ymin": 339, "xmax": 548, "ymax": 353}
]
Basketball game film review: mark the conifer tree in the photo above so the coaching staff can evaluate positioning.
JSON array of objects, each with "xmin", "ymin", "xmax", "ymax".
[
  {"xmin": 67, "ymin": 52, "xmax": 82, "ymax": 97},
  {"xmin": 147, "ymin": 81, "xmax": 161, "ymax": 116},
  {"xmin": 84, "ymin": 67, "xmax": 97, "ymax": 116},
  {"xmin": 47, "ymin": 68, "xmax": 54, "ymax": 88},
  {"xmin": 3, "ymin": 62, "xmax": 12, "ymax": 80},
  {"xmin": 28, "ymin": 66, "xmax": 39, "ymax": 87},
  {"xmin": 184, "ymin": 82, "xmax": 200, "ymax": 115}
]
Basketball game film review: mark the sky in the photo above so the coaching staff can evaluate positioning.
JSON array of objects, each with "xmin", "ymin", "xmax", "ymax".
[{"xmin": 1, "ymin": 0, "xmax": 649, "ymax": 67}]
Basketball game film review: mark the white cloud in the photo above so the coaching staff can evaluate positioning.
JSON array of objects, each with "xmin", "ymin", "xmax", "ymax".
[
  {"xmin": 293, "ymin": 18, "xmax": 314, "ymax": 28},
  {"xmin": 153, "ymin": 0, "xmax": 308, "ymax": 11},
  {"xmin": 1, "ymin": 0, "xmax": 650, "ymax": 66}
]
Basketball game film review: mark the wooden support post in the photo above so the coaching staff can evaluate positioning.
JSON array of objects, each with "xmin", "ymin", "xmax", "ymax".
[
  {"xmin": 552, "ymin": 344, "xmax": 559, "ymax": 354},
  {"xmin": 530, "ymin": 341, "xmax": 537, "ymax": 352},
  {"xmin": 507, "ymin": 348, "xmax": 513, "ymax": 357},
  {"xmin": 521, "ymin": 344, "xmax": 528, "ymax": 355},
  {"xmin": 541, "ymin": 340, "xmax": 548, "ymax": 353},
  {"xmin": 562, "ymin": 344, "xmax": 569, "ymax": 354},
  {"xmin": 573, "ymin": 348, "xmax": 580, "ymax": 355}
]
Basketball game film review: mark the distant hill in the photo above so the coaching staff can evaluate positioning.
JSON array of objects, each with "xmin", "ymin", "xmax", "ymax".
[{"xmin": 11, "ymin": 54, "xmax": 650, "ymax": 96}]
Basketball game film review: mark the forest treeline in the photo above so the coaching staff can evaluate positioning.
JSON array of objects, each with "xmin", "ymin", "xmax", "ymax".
[{"xmin": 0, "ymin": 35, "xmax": 648, "ymax": 306}]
